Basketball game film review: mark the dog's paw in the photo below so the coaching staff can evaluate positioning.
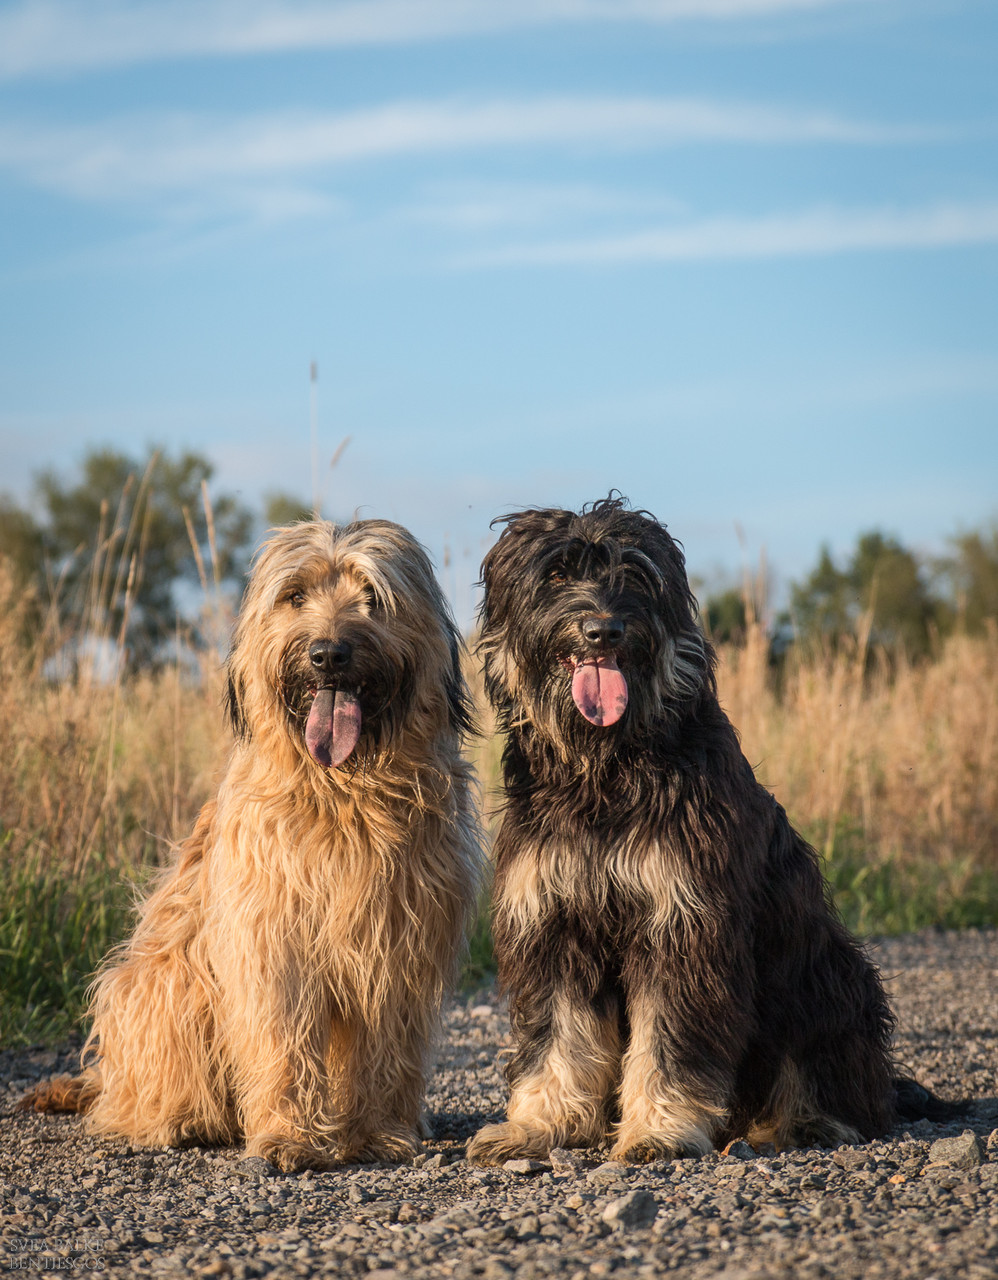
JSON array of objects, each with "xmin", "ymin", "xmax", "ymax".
[
  {"xmin": 345, "ymin": 1127, "xmax": 422, "ymax": 1165},
  {"xmin": 610, "ymin": 1132, "xmax": 711, "ymax": 1164},
  {"xmin": 466, "ymin": 1121, "xmax": 553, "ymax": 1167},
  {"xmin": 249, "ymin": 1135, "xmax": 333, "ymax": 1173}
]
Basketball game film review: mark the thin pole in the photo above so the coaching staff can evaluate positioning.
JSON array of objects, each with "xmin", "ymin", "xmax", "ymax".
[{"xmin": 310, "ymin": 360, "xmax": 319, "ymax": 518}]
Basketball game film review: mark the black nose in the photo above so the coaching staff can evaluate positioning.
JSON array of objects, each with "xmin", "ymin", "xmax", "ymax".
[
  {"xmin": 581, "ymin": 616, "xmax": 625, "ymax": 648},
  {"xmin": 309, "ymin": 639, "xmax": 352, "ymax": 675}
]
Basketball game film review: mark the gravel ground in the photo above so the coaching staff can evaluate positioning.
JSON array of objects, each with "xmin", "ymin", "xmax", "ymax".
[{"xmin": 2, "ymin": 929, "xmax": 997, "ymax": 1280}]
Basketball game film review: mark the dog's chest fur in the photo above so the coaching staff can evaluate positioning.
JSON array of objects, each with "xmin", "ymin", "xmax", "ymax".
[
  {"xmin": 492, "ymin": 721, "xmax": 776, "ymax": 962},
  {"xmin": 497, "ymin": 825, "xmax": 702, "ymax": 948}
]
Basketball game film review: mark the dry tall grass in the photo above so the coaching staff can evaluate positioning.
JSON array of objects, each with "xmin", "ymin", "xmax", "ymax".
[
  {"xmin": 0, "ymin": 559, "xmax": 229, "ymax": 876},
  {"xmin": 2, "ymin": 549, "xmax": 996, "ymax": 888},
  {"xmin": 717, "ymin": 618, "xmax": 998, "ymax": 872}
]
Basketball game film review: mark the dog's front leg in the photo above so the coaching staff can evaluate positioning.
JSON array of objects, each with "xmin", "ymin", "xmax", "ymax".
[
  {"xmin": 612, "ymin": 953, "xmax": 740, "ymax": 1163},
  {"xmin": 219, "ymin": 963, "xmax": 339, "ymax": 1173},
  {"xmin": 467, "ymin": 974, "xmax": 620, "ymax": 1166},
  {"xmin": 330, "ymin": 1011, "xmax": 427, "ymax": 1164}
]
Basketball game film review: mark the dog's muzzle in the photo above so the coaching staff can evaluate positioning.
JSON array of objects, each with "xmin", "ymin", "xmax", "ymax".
[
  {"xmin": 304, "ymin": 640, "xmax": 362, "ymax": 769},
  {"xmin": 567, "ymin": 616, "xmax": 629, "ymax": 727}
]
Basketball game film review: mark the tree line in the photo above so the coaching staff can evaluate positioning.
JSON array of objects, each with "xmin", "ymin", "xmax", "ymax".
[
  {"xmin": 1, "ymin": 446, "xmax": 995, "ymax": 665},
  {"xmin": 0, "ymin": 446, "xmax": 308, "ymax": 666},
  {"xmin": 704, "ymin": 527, "xmax": 998, "ymax": 656}
]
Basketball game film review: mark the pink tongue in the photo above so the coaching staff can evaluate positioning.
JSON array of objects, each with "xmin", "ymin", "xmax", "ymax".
[
  {"xmin": 305, "ymin": 688, "xmax": 362, "ymax": 768},
  {"xmin": 571, "ymin": 657, "xmax": 628, "ymax": 727}
]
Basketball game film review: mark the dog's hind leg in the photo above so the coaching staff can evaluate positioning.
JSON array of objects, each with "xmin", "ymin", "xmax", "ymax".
[
  {"xmin": 467, "ymin": 982, "xmax": 621, "ymax": 1166},
  {"xmin": 25, "ymin": 808, "xmax": 235, "ymax": 1150},
  {"xmin": 18, "ymin": 1072, "xmax": 99, "ymax": 1115},
  {"xmin": 745, "ymin": 1058, "xmax": 863, "ymax": 1150}
]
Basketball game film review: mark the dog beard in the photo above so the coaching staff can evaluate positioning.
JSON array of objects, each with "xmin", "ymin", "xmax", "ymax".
[{"xmin": 278, "ymin": 638, "xmax": 416, "ymax": 769}]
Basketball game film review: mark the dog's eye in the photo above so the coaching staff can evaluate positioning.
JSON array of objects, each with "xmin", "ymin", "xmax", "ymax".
[
  {"xmin": 288, "ymin": 590, "xmax": 306, "ymax": 609},
  {"xmin": 547, "ymin": 569, "xmax": 568, "ymax": 586}
]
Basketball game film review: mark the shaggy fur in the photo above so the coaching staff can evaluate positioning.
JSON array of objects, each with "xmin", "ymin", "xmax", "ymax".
[
  {"xmin": 22, "ymin": 520, "xmax": 483, "ymax": 1172},
  {"xmin": 467, "ymin": 496, "xmax": 942, "ymax": 1166}
]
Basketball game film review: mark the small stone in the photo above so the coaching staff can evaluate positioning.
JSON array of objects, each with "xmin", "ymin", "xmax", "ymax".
[
  {"xmin": 564, "ymin": 1192, "xmax": 592, "ymax": 1210},
  {"xmin": 423, "ymin": 1153, "xmax": 447, "ymax": 1169},
  {"xmin": 832, "ymin": 1147, "xmax": 869, "ymax": 1172},
  {"xmin": 756, "ymin": 1211, "xmax": 793, "ymax": 1230},
  {"xmin": 927, "ymin": 1131, "xmax": 985, "ymax": 1171},
  {"xmin": 470, "ymin": 1006, "xmax": 493, "ymax": 1019},
  {"xmin": 587, "ymin": 1161, "xmax": 631, "ymax": 1186},
  {"xmin": 602, "ymin": 1190, "xmax": 659, "ymax": 1230},
  {"xmin": 549, "ymin": 1147, "xmax": 585, "ymax": 1174},
  {"xmin": 503, "ymin": 1158, "xmax": 547, "ymax": 1175},
  {"xmin": 233, "ymin": 1156, "xmax": 277, "ymax": 1178},
  {"xmin": 721, "ymin": 1140, "xmax": 756, "ymax": 1160},
  {"xmin": 365, "ymin": 1200, "xmax": 401, "ymax": 1221}
]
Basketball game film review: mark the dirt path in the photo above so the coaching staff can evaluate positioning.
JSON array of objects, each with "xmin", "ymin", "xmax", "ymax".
[{"xmin": 2, "ymin": 929, "xmax": 997, "ymax": 1279}]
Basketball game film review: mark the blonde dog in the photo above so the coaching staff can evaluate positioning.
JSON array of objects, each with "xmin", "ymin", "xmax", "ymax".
[{"xmin": 23, "ymin": 520, "xmax": 483, "ymax": 1171}]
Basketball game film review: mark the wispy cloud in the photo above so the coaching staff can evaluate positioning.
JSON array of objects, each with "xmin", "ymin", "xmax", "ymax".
[
  {"xmin": 454, "ymin": 202, "xmax": 998, "ymax": 266},
  {"xmin": 0, "ymin": 0, "xmax": 867, "ymax": 79},
  {"xmin": 398, "ymin": 180, "xmax": 687, "ymax": 232},
  {"xmin": 0, "ymin": 95, "xmax": 920, "ymax": 208}
]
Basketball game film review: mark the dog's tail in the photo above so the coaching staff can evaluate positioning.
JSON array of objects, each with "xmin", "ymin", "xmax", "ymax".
[
  {"xmin": 18, "ymin": 1073, "xmax": 99, "ymax": 1116},
  {"xmin": 893, "ymin": 1075, "xmax": 966, "ymax": 1123}
]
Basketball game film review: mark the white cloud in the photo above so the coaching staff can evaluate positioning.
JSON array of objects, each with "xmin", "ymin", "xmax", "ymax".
[
  {"xmin": 0, "ymin": 0, "xmax": 867, "ymax": 79},
  {"xmin": 398, "ymin": 180, "xmax": 688, "ymax": 231},
  {"xmin": 454, "ymin": 202, "xmax": 998, "ymax": 266},
  {"xmin": 0, "ymin": 96, "xmax": 917, "ymax": 207}
]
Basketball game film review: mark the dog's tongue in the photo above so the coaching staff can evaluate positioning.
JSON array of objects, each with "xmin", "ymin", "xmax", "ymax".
[
  {"xmin": 305, "ymin": 688, "xmax": 362, "ymax": 768},
  {"xmin": 570, "ymin": 657, "xmax": 628, "ymax": 727}
]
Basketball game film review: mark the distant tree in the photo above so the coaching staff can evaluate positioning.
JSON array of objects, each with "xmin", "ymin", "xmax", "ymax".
[
  {"xmin": 937, "ymin": 526, "xmax": 998, "ymax": 633},
  {"xmin": 789, "ymin": 530, "xmax": 940, "ymax": 656},
  {"xmin": 0, "ymin": 498, "xmax": 46, "ymax": 644},
  {"xmin": 0, "ymin": 497, "xmax": 44, "ymax": 593},
  {"xmin": 848, "ymin": 531, "xmax": 938, "ymax": 655},
  {"xmin": 263, "ymin": 492, "xmax": 313, "ymax": 527},
  {"xmin": 703, "ymin": 587, "xmax": 748, "ymax": 644},
  {"xmin": 789, "ymin": 546, "xmax": 853, "ymax": 641},
  {"xmin": 0, "ymin": 446, "xmax": 254, "ymax": 665}
]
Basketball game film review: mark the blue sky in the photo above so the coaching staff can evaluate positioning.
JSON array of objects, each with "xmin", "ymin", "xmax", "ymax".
[{"xmin": 1, "ymin": 0, "xmax": 996, "ymax": 627}]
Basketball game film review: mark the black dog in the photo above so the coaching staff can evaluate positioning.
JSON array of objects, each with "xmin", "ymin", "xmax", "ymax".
[{"xmin": 468, "ymin": 496, "xmax": 946, "ymax": 1165}]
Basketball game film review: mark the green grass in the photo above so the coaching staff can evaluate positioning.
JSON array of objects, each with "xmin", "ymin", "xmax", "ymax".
[
  {"xmin": 817, "ymin": 821, "xmax": 998, "ymax": 936},
  {"xmin": 461, "ymin": 893, "xmax": 497, "ymax": 991},
  {"xmin": 0, "ymin": 836, "xmax": 139, "ymax": 1047},
  {"xmin": 5, "ymin": 821, "xmax": 998, "ymax": 1048}
]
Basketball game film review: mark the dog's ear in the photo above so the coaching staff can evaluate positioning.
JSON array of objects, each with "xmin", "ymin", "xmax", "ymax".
[
  {"xmin": 224, "ymin": 668, "xmax": 249, "ymax": 740},
  {"xmin": 444, "ymin": 629, "xmax": 475, "ymax": 738},
  {"xmin": 479, "ymin": 509, "xmax": 552, "ymax": 620}
]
